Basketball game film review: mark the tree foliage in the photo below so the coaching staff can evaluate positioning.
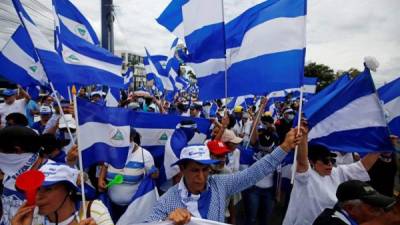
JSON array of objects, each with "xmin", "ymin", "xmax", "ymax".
[{"xmin": 304, "ymin": 62, "xmax": 336, "ymax": 92}]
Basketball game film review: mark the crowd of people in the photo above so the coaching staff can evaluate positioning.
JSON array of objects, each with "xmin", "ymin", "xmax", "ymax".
[{"xmin": 0, "ymin": 85, "xmax": 399, "ymax": 225}]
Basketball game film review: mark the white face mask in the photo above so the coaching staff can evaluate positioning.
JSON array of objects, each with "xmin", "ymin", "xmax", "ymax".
[
  {"xmin": 287, "ymin": 114, "xmax": 295, "ymax": 121},
  {"xmin": 0, "ymin": 153, "xmax": 36, "ymax": 175}
]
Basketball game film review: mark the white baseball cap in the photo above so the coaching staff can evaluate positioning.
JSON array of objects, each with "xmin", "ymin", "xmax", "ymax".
[
  {"xmin": 221, "ymin": 129, "xmax": 243, "ymax": 144},
  {"xmin": 59, "ymin": 114, "xmax": 76, "ymax": 129},
  {"xmin": 171, "ymin": 145, "xmax": 220, "ymax": 167},
  {"xmin": 39, "ymin": 162, "xmax": 79, "ymax": 191}
]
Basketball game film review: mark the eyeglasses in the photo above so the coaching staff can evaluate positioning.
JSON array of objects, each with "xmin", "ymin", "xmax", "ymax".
[{"xmin": 320, "ymin": 157, "xmax": 336, "ymax": 165}]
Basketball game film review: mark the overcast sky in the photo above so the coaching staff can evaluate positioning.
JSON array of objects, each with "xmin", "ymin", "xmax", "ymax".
[{"xmin": 0, "ymin": 0, "xmax": 399, "ymax": 87}]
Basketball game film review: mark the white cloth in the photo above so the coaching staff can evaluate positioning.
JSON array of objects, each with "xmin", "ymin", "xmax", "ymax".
[
  {"xmin": 226, "ymin": 149, "xmax": 240, "ymax": 173},
  {"xmin": 333, "ymin": 152, "xmax": 355, "ymax": 165},
  {"xmin": 232, "ymin": 120, "xmax": 252, "ymax": 143},
  {"xmin": 0, "ymin": 99, "xmax": 27, "ymax": 127},
  {"xmin": 282, "ymin": 161, "xmax": 370, "ymax": 225},
  {"xmin": 107, "ymin": 146, "xmax": 154, "ymax": 205}
]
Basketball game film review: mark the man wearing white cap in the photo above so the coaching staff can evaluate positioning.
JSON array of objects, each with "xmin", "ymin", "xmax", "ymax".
[
  {"xmin": 145, "ymin": 127, "xmax": 302, "ymax": 224},
  {"xmin": 0, "ymin": 87, "xmax": 30, "ymax": 128}
]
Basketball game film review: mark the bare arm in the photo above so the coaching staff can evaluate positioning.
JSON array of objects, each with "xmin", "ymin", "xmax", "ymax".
[
  {"xmin": 296, "ymin": 119, "xmax": 309, "ymax": 173},
  {"xmin": 18, "ymin": 86, "xmax": 31, "ymax": 103},
  {"xmin": 361, "ymin": 153, "xmax": 380, "ymax": 171},
  {"xmin": 250, "ymin": 97, "xmax": 268, "ymax": 146}
]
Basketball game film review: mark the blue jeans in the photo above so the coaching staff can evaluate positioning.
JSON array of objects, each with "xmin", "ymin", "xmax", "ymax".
[{"xmin": 242, "ymin": 186, "xmax": 275, "ymax": 225}]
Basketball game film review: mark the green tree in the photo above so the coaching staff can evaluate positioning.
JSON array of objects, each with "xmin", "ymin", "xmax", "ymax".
[{"xmin": 304, "ymin": 62, "xmax": 336, "ymax": 92}]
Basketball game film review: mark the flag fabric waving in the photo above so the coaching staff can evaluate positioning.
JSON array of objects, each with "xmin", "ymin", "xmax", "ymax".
[
  {"xmin": 304, "ymin": 68, "xmax": 394, "ymax": 153},
  {"xmin": 0, "ymin": 25, "xmax": 48, "ymax": 87},
  {"xmin": 77, "ymin": 98, "xmax": 131, "ymax": 169},
  {"xmin": 117, "ymin": 171, "xmax": 159, "ymax": 225},
  {"xmin": 53, "ymin": 0, "xmax": 124, "ymax": 89},
  {"xmin": 378, "ymin": 77, "xmax": 400, "ymax": 136}
]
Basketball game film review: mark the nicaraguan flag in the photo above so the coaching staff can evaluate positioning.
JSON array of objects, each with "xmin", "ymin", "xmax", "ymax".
[
  {"xmin": 182, "ymin": 0, "xmax": 226, "ymax": 62},
  {"xmin": 378, "ymin": 77, "xmax": 400, "ymax": 136},
  {"xmin": 11, "ymin": 0, "xmax": 75, "ymax": 88},
  {"xmin": 302, "ymin": 77, "xmax": 318, "ymax": 94},
  {"xmin": 105, "ymin": 88, "xmax": 120, "ymax": 107},
  {"xmin": 195, "ymin": 0, "xmax": 306, "ymax": 100},
  {"xmin": 77, "ymin": 98, "xmax": 130, "ymax": 169},
  {"xmin": 117, "ymin": 172, "xmax": 159, "ymax": 224},
  {"xmin": 52, "ymin": 0, "xmax": 100, "ymax": 45},
  {"xmin": 226, "ymin": 95, "xmax": 255, "ymax": 110},
  {"xmin": 305, "ymin": 68, "xmax": 394, "ymax": 153},
  {"xmin": 144, "ymin": 49, "xmax": 174, "ymax": 92},
  {"xmin": 0, "ymin": 25, "xmax": 48, "ymax": 87},
  {"xmin": 156, "ymin": 0, "xmax": 188, "ymax": 41},
  {"xmin": 123, "ymin": 67, "xmax": 134, "ymax": 88},
  {"xmin": 129, "ymin": 112, "xmax": 211, "ymax": 184},
  {"xmin": 53, "ymin": 0, "xmax": 124, "ymax": 88}
]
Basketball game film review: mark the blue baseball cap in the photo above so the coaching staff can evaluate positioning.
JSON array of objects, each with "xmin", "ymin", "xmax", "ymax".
[
  {"xmin": 171, "ymin": 145, "xmax": 220, "ymax": 167},
  {"xmin": 2, "ymin": 89, "xmax": 17, "ymax": 97}
]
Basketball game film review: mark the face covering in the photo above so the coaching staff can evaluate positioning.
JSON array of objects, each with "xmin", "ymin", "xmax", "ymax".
[{"xmin": 0, "ymin": 153, "xmax": 37, "ymax": 175}]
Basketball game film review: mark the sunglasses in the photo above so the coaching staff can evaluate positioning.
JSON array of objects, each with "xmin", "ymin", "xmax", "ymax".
[{"xmin": 320, "ymin": 157, "xmax": 336, "ymax": 165}]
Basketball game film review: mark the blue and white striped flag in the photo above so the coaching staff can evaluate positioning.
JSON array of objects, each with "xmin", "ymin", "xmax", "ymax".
[
  {"xmin": 0, "ymin": 25, "xmax": 48, "ymax": 87},
  {"xmin": 53, "ymin": 0, "xmax": 124, "ymax": 88},
  {"xmin": 117, "ymin": 172, "xmax": 159, "ymax": 224},
  {"xmin": 302, "ymin": 77, "xmax": 318, "ymax": 94},
  {"xmin": 123, "ymin": 67, "xmax": 134, "ymax": 88},
  {"xmin": 156, "ymin": 0, "xmax": 188, "ymax": 41},
  {"xmin": 378, "ymin": 77, "xmax": 400, "ymax": 137},
  {"xmin": 195, "ymin": 0, "xmax": 306, "ymax": 100},
  {"xmin": 52, "ymin": 0, "xmax": 100, "ymax": 45},
  {"xmin": 129, "ymin": 112, "xmax": 211, "ymax": 184},
  {"xmin": 305, "ymin": 68, "xmax": 394, "ymax": 153},
  {"xmin": 227, "ymin": 95, "xmax": 255, "ymax": 110},
  {"xmin": 10, "ymin": 0, "xmax": 78, "ymax": 96},
  {"xmin": 144, "ymin": 49, "xmax": 174, "ymax": 92},
  {"xmin": 77, "ymin": 98, "xmax": 131, "ymax": 169}
]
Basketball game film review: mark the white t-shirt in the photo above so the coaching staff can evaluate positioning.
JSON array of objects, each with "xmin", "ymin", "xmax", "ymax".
[
  {"xmin": 0, "ymin": 99, "xmax": 27, "ymax": 128},
  {"xmin": 232, "ymin": 120, "xmax": 252, "ymax": 144},
  {"xmin": 282, "ymin": 161, "xmax": 370, "ymax": 225},
  {"xmin": 333, "ymin": 152, "xmax": 356, "ymax": 165},
  {"xmin": 226, "ymin": 149, "xmax": 240, "ymax": 173},
  {"xmin": 107, "ymin": 146, "xmax": 154, "ymax": 206}
]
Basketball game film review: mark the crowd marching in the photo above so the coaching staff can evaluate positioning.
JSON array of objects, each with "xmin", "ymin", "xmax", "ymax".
[{"xmin": 0, "ymin": 0, "xmax": 399, "ymax": 225}]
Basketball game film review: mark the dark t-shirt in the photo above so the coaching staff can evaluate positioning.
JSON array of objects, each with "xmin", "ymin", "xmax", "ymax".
[{"xmin": 313, "ymin": 208, "xmax": 351, "ymax": 225}]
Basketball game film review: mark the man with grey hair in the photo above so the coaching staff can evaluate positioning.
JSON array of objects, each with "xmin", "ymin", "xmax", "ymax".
[{"xmin": 313, "ymin": 180, "xmax": 396, "ymax": 225}]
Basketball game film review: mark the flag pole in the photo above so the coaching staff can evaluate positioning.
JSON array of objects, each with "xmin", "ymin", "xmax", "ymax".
[
  {"xmin": 291, "ymin": 88, "xmax": 304, "ymax": 184},
  {"xmin": 49, "ymin": 82, "xmax": 75, "ymax": 144},
  {"xmin": 67, "ymin": 85, "xmax": 72, "ymax": 104},
  {"xmin": 72, "ymin": 92, "xmax": 87, "ymax": 218},
  {"xmin": 221, "ymin": 0, "xmax": 228, "ymax": 104},
  {"xmin": 245, "ymin": 97, "xmax": 265, "ymax": 149}
]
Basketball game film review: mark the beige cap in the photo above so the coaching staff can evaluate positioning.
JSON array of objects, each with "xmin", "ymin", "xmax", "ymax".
[{"xmin": 221, "ymin": 129, "xmax": 243, "ymax": 144}]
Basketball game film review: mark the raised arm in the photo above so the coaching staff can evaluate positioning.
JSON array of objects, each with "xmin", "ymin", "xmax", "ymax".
[
  {"xmin": 296, "ymin": 119, "xmax": 309, "ymax": 173},
  {"xmin": 221, "ymin": 128, "xmax": 301, "ymax": 196},
  {"xmin": 250, "ymin": 97, "xmax": 268, "ymax": 146}
]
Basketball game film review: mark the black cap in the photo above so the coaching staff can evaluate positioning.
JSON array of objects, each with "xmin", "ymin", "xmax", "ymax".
[
  {"xmin": 0, "ymin": 126, "xmax": 40, "ymax": 153},
  {"xmin": 308, "ymin": 144, "xmax": 337, "ymax": 161},
  {"xmin": 337, "ymin": 180, "xmax": 396, "ymax": 209}
]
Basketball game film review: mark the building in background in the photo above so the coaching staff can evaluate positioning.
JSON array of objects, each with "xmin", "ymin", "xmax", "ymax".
[{"xmin": 116, "ymin": 50, "xmax": 146, "ymax": 89}]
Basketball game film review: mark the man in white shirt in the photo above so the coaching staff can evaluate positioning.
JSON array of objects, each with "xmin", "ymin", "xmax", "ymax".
[
  {"xmin": 283, "ymin": 124, "xmax": 381, "ymax": 225},
  {"xmin": 0, "ymin": 88, "xmax": 30, "ymax": 128}
]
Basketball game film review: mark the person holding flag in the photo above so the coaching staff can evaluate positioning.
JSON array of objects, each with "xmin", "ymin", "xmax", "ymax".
[{"xmin": 144, "ymin": 124, "xmax": 303, "ymax": 224}]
